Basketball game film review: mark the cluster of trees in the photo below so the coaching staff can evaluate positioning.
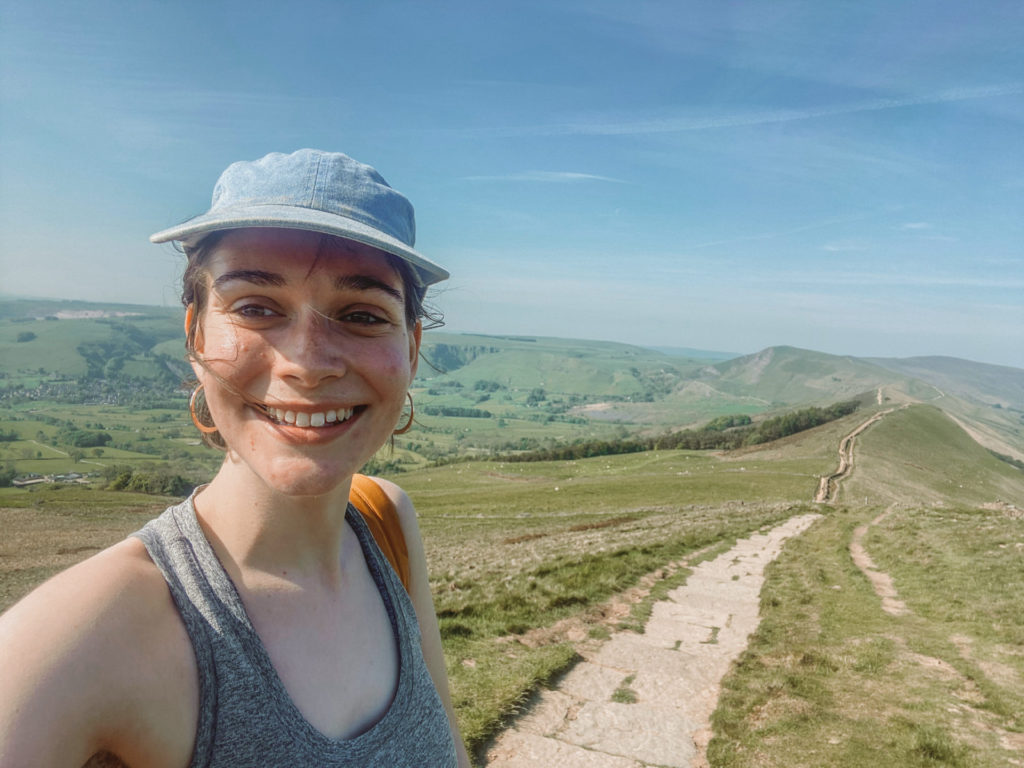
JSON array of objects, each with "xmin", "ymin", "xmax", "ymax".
[
  {"xmin": 0, "ymin": 464, "xmax": 17, "ymax": 487},
  {"xmin": 57, "ymin": 427, "xmax": 113, "ymax": 448},
  {"xmin": 704, "ymin": 414, "xmax": 753, "ymax": 431},
  {"xmin": 740, "ymin": 400, "xmax": 860, "ymax": 445},
  {"xmin": 102, "ymin": 464, "xmax": 194, "ymax": 496},
  {"xmin": 421, "ymin": 405, "xmax": 493, "ymax": 419},
  {"xmin": 499, "ymin": 400, "xmax": 861, "ymax": 463}
]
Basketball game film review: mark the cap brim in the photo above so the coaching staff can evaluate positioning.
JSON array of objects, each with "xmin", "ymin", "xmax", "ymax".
[{"xmin": 150, "ymin": 204, "xmax": 449, "ymax": 287}]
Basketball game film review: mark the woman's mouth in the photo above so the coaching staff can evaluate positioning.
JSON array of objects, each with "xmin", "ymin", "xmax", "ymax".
[{"xmin": 257, "ymin": 404, "xmax": 357, "ymax": 428}]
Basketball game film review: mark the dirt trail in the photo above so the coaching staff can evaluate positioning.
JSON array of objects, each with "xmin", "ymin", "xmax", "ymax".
[
  {"xmin": 484, "ymin": 514, "xmax": 821, "ymax": 768},
  {"xmin": 849, "ymin": 504, "xmax": 908, "ymax": 616},
  {"xmin": 814, "ymin": 404, "xmax": 904, "ymax": 503}
]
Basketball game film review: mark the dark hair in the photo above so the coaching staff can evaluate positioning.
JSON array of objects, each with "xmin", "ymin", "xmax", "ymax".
[{"xmin": 180, "ymin": 229, "xmax": 442, "ymax": 447}]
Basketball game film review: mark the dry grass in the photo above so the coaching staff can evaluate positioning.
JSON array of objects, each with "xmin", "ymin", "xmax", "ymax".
[{"xmin": 0, "ymin": 488, "xmax": 168, "ymax": 611}]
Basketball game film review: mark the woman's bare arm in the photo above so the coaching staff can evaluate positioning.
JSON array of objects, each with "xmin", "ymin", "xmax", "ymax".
[{"xmin": 0, "ymin": 540, "xmax": 197, "ymax": 768}]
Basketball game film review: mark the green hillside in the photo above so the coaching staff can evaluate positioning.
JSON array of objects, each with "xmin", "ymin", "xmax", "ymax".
[
  {"xmin": 418, "ymin": 332, "xmax": 701, "ymax": 398},
  {"xmin": 0, "ymin": 299, "xmax": 186, "ymax": 392},
  {"xmin": 845, "ymin": 404, "xmax": 1024, "ymax": 506},
  {"xmin": 706, "ymin": 346, "xmax": 910, "ymax": 404}
]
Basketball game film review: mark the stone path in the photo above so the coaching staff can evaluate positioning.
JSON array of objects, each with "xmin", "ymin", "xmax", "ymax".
[{"xmin": 484, "ymin": 513, "xmax": 821, "ymax": 768}]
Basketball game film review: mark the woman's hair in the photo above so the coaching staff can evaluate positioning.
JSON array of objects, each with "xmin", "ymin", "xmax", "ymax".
[{"xmin": 181, "ymin": 230, "xmax": 441, "ymax": 448}]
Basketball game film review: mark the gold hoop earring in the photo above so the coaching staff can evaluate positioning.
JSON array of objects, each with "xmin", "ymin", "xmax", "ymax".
[
  {"xmin": 393, "ymin": 392, "xmax": 415, "ymax": 435},
  {"xmin": 189, "ymin": 384, "xmax": 220, "ymax": 435}
]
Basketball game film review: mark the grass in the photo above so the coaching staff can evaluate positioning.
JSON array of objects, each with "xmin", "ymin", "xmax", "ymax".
[
  {"xmin": 0, "ymin": 487, "xmax": 171, "ymax": 611},
  {"xmin": 3, "ymin": 402, "xmax": 1022, "ymax": 764},
  {"xmin": 403, "ymin": 451, "xmax": 810, "ymax": 753},
  {"xmin": 706, "ymin": 504, "xmax": 1023, "ymax": 767},
  {"xmin": 846, "ymin": 405, "xmax": 1024, "ymax": 507},
  {"xmin": 1, "ymin": 443, "xmax": 821, "ymax": 760}
]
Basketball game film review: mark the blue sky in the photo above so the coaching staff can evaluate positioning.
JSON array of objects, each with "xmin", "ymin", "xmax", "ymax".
[{"xmin": 2, "ymin": 0, "xmax": 1022, "ymax": 367}]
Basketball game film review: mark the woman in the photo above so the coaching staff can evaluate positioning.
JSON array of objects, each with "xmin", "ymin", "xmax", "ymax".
[{"xmin": 0, "ymin": 150, "xmax": 471, "ymax": 767}]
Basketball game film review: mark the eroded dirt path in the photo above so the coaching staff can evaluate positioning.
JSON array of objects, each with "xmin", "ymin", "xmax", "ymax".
[
  {"xmin": 849, "ymin": 504, "xmax": 908, "ymax": 616},
  {"xmin": 484, "ymin": 514, "xmax": 821, "ymax": 768},
  {"xmin": 814, "ymin": 404, "xmax": 904, "ymax": 503}
]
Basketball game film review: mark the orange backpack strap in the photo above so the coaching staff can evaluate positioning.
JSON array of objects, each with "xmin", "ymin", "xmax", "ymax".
[{"xmin": 349, "ymin": 474, "xmax": 411, "ymax": 592}]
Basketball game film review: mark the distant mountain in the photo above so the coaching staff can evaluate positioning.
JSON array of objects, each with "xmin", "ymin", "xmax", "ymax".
[
  {"xmin": 868, "ymin": 356, "xmax": 1024, "ymax": 411},
  {"xmin": 703, "ymin": 346, "xmax": 910, "ymax": 405},
  {"xmin": 418, "ymin": 332, "xmax": 700, "ymax": 398},
  {"xmin": 647, "ymin": 345, "xmax": 742, "ymax": 362}
]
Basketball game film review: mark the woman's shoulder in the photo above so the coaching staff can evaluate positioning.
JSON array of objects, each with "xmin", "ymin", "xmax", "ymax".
[
  {"xmin": 0, "ymin": 537, "xmax": 197, "ymax": 766},
  {"xmin": 360, "ymin": 475, "xmax": 415, "ymax": 518},
  {"xmin": 1, "ymin": 536, "xmax": 176, "ymax": 638}
]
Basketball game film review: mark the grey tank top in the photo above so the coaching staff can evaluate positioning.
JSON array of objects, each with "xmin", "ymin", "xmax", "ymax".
[{"xmin": 133, "ymin": 494, "xmax": 457, "ymax": 767}]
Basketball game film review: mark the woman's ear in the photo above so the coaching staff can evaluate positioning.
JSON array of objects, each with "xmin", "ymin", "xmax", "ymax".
[
  {"xmin": 409, "ymin": 320, "xmax": 422, "ymax": 380},
  {"xmin": 184, "ymin": 303, "xmax": 204, "ymax": 355}
]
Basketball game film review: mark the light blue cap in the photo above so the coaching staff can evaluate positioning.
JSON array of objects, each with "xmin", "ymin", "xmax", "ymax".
[{"xmin": 150, "ymin": 149, "xmax": 449, "ymax": 286}]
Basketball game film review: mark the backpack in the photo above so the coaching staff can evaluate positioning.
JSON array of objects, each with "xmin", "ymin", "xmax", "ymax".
[{"xmin": 348, "ymin": 474, "xmax": 411, "ymax": 592}]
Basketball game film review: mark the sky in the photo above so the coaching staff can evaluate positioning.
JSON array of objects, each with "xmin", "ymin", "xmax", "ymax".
[{"xmin": 1, "ymin": 0, "xmax": 1022, "ymax": 368}]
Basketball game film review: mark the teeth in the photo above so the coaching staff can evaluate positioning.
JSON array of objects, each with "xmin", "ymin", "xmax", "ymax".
[{"xmin": 263, "ymin": 405, "xmax": 354, "ymax": 428}]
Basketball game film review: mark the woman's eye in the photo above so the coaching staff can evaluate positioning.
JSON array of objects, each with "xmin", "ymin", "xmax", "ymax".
[
  {"xmin": 342, "ymin": 310, "xmax": 389, "ymax": 325},
  {"xmin": 233, "ymin": 304, "xmax": 279, "ymax": 318}
]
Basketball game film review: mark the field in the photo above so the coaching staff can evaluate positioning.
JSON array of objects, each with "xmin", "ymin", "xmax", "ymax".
[{"xmin": 3, "ymin": 404, "xmax": 1023, "ymax": 765}]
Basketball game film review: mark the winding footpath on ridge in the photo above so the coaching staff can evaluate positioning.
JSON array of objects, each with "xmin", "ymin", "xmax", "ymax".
[
  {"xmin": 484, "ymin": 396, "xmax": 911, "ymax": 767},
  {"xmin": 815, "ymin": 392, "xmax": 905, "ymax": 503}
]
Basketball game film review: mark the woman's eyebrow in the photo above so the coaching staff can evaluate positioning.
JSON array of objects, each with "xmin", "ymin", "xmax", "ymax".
[
  {"xmin": 333, "ymin": 274, "xmax": 404, "ymax": 302},
  {"xmin": 212, "ymin": 269, "xmax": 285, "ymax": 289}
]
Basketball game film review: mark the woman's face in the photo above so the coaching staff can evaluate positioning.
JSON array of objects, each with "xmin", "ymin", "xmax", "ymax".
[{"xmin": 192, "ymin": 228, "xmax": 421, "ymax": 497}]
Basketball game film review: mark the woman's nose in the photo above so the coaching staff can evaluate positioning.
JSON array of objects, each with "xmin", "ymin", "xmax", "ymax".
[{"xmin": 278, "ymin": 310, "xmax": 346, "ymax": 386}]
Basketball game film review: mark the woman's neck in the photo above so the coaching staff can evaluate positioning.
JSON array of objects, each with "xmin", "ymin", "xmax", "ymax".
[{"xmin": 192, "ymin": 459, "xmax": 355, "ymax": 586}]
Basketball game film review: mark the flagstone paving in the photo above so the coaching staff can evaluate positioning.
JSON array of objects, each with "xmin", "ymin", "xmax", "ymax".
[{"xmin": 484, "ymin": 513, "xmax": 821, "ymax": 768}]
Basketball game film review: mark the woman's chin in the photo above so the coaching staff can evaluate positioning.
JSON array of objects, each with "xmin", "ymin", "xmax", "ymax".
[{"xmin": 227, "ymin": 454, "xmax": 366, "ymax": 500}]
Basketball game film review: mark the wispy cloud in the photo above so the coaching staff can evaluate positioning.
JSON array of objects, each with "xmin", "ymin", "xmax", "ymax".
[
  {"xmin": 479, "ymin": 83, "xmax": 1023, "ymax": 138},
  {"xmin": 900, "ymin": 222, "xmax": 932, "ymax": 230},
  {"xmin": 823, "ymin": 241, "xmax": 869, "ymax": 252},
  {"xmin": 462, "ymin": 170, "xmax": 627, "ymax": 184}
]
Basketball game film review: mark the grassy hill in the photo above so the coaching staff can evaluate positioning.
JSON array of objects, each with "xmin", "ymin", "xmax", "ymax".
[
  {"xmin": 846, "ymin": 404, "xmax": 1024, "ymax": 506},
  {"xmin": 418, "ymin": 332, "xmax": 705, "ymax": 397},
  {"xmin": 0, "ymin": 299, "xmax": 186, "ymax": 392},
  {"xmin": 705, "ymin": 346, "xmax": 909, "ymax": 404}
]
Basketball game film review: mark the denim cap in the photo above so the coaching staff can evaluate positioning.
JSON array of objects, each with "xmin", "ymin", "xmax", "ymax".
[{"xmin": 150, "ymin": 149, "xmax": 449, "ymax": 287}]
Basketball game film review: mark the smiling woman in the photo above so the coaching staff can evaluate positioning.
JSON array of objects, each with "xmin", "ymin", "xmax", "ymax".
[{"xmin": 0, "ymin": 150, "xmax": 470, "ymax": 768}]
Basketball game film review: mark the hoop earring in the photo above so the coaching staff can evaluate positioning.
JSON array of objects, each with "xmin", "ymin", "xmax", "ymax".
[
  {"xmin": 189, "ymin": 384, "xmax": 220, "ymax": 435},
  {"xmin": 393, "ymin": 392, "xmax": 415, "ymax": 435}
]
